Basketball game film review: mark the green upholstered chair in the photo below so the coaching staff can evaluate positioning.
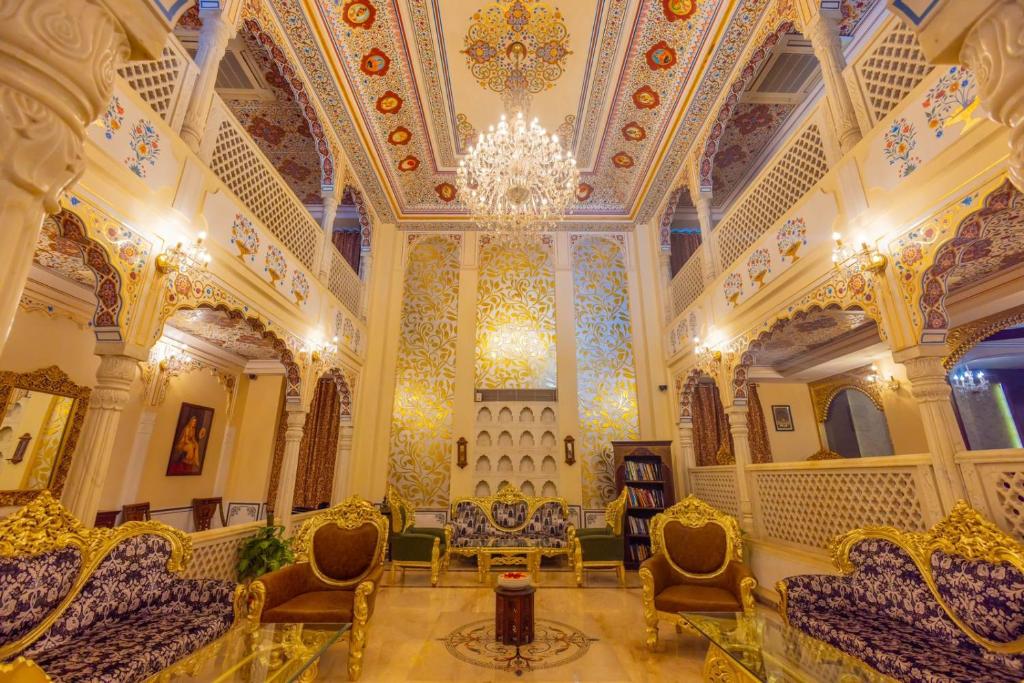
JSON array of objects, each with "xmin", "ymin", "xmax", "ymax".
[
  {"xmin": 573, "ymin": 488, "xmax": 627, "ymax": 586},
  {"xmin": 385, "ymin": 484, "xmax": 447, "ymax": 586}
]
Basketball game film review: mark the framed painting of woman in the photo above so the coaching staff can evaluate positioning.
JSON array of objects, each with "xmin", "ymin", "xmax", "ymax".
[{"xmin": 166, "ymin": 402, "xmax": 215, "ymax": 476}]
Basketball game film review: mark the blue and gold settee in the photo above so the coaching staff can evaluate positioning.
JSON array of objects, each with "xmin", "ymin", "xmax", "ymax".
[
  {"xmin": 778, "ymin": 501, "xmax": 1024, "ymax": 682},
  {"xmin": 445, "ymin": 485, "xmax": 575, "ymax": 563},
  {"xmin": 0, "ymin": 491, "xmax": 242, "ymax": 682}
]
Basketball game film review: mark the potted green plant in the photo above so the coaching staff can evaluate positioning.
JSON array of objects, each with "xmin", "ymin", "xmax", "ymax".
[{"xmin": 236, "ymin": 521, "xmax": 294, "ymax": 582}]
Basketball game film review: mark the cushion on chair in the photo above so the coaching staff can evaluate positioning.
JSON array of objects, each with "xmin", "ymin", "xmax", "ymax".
[
  {"xmin": 27, "ymin": 606, "xmax": 233, "ymax": 683},
  {"xmin": 653, "ymin": 584, "xmax": 741, "ymax": 613},
  {"xmin": 790, "ymin": 605, "xmax": 1024, "ymax": 683},
  {"xmin": 0, "ymin": 547, "xmax": 82, "ymax": 650},
  {"xmin": 312, "ymin": 523, "xmax": 379, "ymax": 582},
  {"xmin": 575, "ymin": 527, "xmax": 611, "ymax": 538},
  {"xmin": 491, "ymin": 501, "xmax": 528, "ymax": 529},
  {"xmin": 261, "ymin": 590, "xmax": 355, "ymax": 624},
  {"xmin": 391, "ymin": 531, "xmax": 441, "ymax": 562},
  {"xmin": 408, "ymin": 526, "xmax": 445, "ymax": 539},
  {"xmin": 579, "ymin": 534, "xmax": 624, "ymax": 562},
  {"xmin": 930, "ymin": 550, "xmax": 1024, "ymax": 645},
  {"xmin": 663, "ymin": 521, "xmax": 728, "ymax": 574}
]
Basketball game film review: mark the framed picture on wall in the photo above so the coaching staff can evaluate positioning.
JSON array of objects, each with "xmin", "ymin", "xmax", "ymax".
[
  {"xmin": 226, "ymin": 502, "xmax": 261, "ymax": 525},
  {"xmin": 166, "ymin": 402, "xmax": 215, "ymax": 476},
  {"xmin": 771, "ymin": 404, "xmax": 794, "ymax": 432}
]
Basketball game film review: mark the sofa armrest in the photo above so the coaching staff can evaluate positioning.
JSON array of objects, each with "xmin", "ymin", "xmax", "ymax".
[
  {"xmin": 639, "ymin": 553, "xmax": 675, "ymax": 596},
  {"xmin": 360, "ymin": 563, "xmax": 385, "ymax": 618},
  {"xmin": 251, "ymin": 562, "xmax": 312, "ymax": 617},
  {"xmin": 725, "ymin": 561, "xmax": 757, "ymax": 616},
  {"xmin": 777, "ymin": 573, "xmax": 855, "ymax": 624}
]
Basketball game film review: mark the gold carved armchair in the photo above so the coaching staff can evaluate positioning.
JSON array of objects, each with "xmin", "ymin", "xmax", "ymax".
[
  {"xmin": 639, "ymin": 496, "xmax": 757, "ymax": 649},
  {"xmin": 249, "ymin": 496, "xmax": 387, "ymax": 681},
  {"xmin": 385, "ymin": 484, "xmax": 447, "ymax": 585},
  {"xmin": 573, "ymin": 488, "xmax": 627, "ymax": 586}
]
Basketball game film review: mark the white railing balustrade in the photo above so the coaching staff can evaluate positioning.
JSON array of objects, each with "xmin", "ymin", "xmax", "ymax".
[
  {"xmin": 689, "ymin": 465, "xmax": 740, "ymax": 518},
  {"xmin": 669, "ymin": 250, "xmax": 704, "ymax": 321},
  {"xmin": 116, "ymin": 36, "xmax": 198, "ymax": 133},
  {"xmin": 184, "ymin": 521, "xmax": 263, "ymax": 582},
  {"xmin": 746, "ymin": 454, "xmax": 943, "ymax": 552},
  {"xmin": 957, "ymin": 449, "xmax": 1024, "ymax": 542},
  {"xmin": 328, "ymin": 247, "xmax": 364, "ymax": 320}
]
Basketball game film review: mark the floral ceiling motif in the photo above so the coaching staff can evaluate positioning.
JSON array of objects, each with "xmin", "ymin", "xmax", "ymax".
[
  {"xmin": 220, "ymin": 30, "xmax": 326, "ymax": 205},
  {"xmin": 33, "ymin": 216, "xmax": 95, "ymax": 289},
  {"xmin": 165, "ymin": 307, "xmax": 284, "ymax": 361},
  {"xmin": 712, "ymin": 102, "xmax": 795, "ymax": 204},
  {"xmin": 261, "ymin": 0, "xmax": 794, "ymax": 223},
  {"xmin": 742, "ymin": 307, "xmax": 877, "ymax": 370}
]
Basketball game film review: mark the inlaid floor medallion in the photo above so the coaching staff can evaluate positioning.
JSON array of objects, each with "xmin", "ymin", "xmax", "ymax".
[{"xmin": 441, "ymin": 618, "xmax": 596, "ymax": 675}]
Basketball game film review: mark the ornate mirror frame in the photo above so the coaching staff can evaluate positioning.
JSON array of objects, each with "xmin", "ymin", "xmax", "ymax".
[{"xmin": 0, "ymin": 366, "xmax": 91, "ymax": 505}]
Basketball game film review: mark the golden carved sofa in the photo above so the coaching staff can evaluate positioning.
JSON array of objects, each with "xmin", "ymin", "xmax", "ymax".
[
  {"xmin": 573, "ymin": 488, "xmax": 627, "ymax": 586},
  {"xmin": 639, "ymin": 496, "xmax": 757, "ymax": 649},
  {"xmin": 778, "ymin": 501, "xmax": 1024, "ymax": 682},
  {"xmin": 0, "ymin": 492, "xmax": 243, "ymax": 682},
  {"xmin": 249, "ymin": 496, "xmax": 387, "ymax": 681},
  {"xmin": 445, "ymin": 485, "xmax": 576, "ymax": 574},
  {"xmin": 385, "ymin": 485, "xmax": 447, "ymax": 586}
]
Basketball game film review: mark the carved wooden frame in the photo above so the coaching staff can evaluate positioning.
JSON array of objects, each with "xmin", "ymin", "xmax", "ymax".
[{"xmin": 0, "ymin": 366, "xmax": 91, "ymax": 505}]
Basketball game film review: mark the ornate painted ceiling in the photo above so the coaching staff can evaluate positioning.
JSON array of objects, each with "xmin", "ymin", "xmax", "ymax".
[
  {"xmin": 33, "ymin": 216, "xmax": 95, "ymax": 290},
  {"xmin": 166, "ymin": 307, "xmax": 284, "ymax": 360},
  {"xmin": 746, "ymin": 307, "xmax": 878, "ymax": 370}
]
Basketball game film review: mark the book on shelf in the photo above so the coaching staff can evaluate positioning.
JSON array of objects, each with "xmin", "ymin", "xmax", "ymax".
[
  {"xmin": 626, "ymin": 516, "xmax": 650, "ymax": 535},
  {"xmin": 625, "ymin": 486, "xmax": 665, "ymax": 508},
  {"xmin": 627, "ymin": 543, "xmax": 652, "ymax": 562},
  {"xmin": 624, "ymin": 461, "xmax": 663, "ymax": 482}
]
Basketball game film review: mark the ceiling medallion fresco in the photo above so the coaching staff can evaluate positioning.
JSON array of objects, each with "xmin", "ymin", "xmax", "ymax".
[
  {"xmin": 461, "ymin": 0, "xmax": 572, "ymax": 112},
  {"xmin": 276, "ymin": 0, "xmax": 788, "ymax": 222}
]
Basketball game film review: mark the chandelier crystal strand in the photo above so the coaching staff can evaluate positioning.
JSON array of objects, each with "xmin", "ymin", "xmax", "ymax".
[
  {"xmin": 456, "ymin": 111, "xmax": 579, "ymax": 243},
  {"xmin": 950, "ymin": 364, "xmax": 990, "ymax": 394}
]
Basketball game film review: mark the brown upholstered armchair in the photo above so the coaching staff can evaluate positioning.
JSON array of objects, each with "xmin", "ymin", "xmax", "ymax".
[
  {"xmin": 249, "ymin": 496, "xmax": 387, "ymax": 680},
  {"xmin": 639, "ymin": 496, "xmax": 757, "ymax": 649}
]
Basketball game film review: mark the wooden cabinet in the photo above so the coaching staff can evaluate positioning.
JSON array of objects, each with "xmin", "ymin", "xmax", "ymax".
[{"xmin": 612, "ymin": 440, "xmax": 675, "ymax": 569}]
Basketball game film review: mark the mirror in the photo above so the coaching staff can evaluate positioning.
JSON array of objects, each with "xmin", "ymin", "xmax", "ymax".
[
  {"xmin": 824, "ymin": 387, "xmax": 893, "ymax": 457},
  {"xmin": 0, "ymin": 367, "xmax": 90, "ymax": 505}
]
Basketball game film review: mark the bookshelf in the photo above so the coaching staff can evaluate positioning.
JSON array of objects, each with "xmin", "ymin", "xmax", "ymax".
[{"xmin": 612, "ymin": 440, "xmax": 674, "ymax": 569}]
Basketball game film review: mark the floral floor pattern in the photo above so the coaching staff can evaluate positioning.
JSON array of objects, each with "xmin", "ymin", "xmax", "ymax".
[{"xmin": 441, "ymin": 618, "xmax": 596, "ymax": 675}]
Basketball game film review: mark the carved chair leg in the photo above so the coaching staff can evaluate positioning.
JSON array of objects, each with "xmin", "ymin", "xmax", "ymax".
[
  {"xmin": 616, "ymin": 563, "xmax": 626, "ymax": 587},
  {"xmin": 348, "ymin": 581, "xmax": 373, "ymax": 681},
  {"xmin": 574, "ymin": 541, "xmax": 583, "ymax": 586},
  {"xmin": 430, "ymin": 538, "xmax": 441, "ymax": 587},
  {"xmin": 639, "ymin": 567, "xmax": 659, "ymax": 650}
]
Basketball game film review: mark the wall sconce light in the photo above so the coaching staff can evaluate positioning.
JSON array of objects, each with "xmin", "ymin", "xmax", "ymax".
[
  {"xmin": 456, "ymin": 437, "xmax": 468, "ymax": 469},
  {"xmin": 831, "ymin": 232, "xmax": 887, "ymax": 274},
  {"xmin": 156, "ymin": 232, "xmax": 212, "ymax": 275},
  {"xmin": 309, "ymin": 334, "xmax": 339, "ymax": 363},
  {"xmin": 866, "ymin": 363, "xmax": 900, "ymax": 391},
  {"xmin": 564, "ymin": 435, "xmax": 576, "ymax": 465},
  {"xmin": 693, "ymin": 335, "xmax": 722, "ymax": 363}
]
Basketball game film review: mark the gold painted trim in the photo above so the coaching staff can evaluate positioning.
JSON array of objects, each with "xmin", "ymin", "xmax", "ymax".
[
  {"xmin": 605, "ymin": 488, "xmax": 627, "ymax": 536},
  {"xmin": 809, "ymin": 369, "xmax": 884, "ymax": 423},
  {"xmin": 944, "ymin": 303, "xmax": 1024, "ymax": 370},
  {"xmin": 448, "ymin": 484, "xmax": 570, "ymax": 534},
  {"xmin": 293, "ymin": 496, "xmax": 388, "ymax": 590},
  {"xmin": 0, "ymin": 367, "xmax": 91, "ymax": 506},
  {"xmin": 0, "ymin": 657, "xmax": 50, "ymax": 683},
  {"xmin": 776, "ymin": 579, "xmax": 790, "ymax": 626},
  {"xmin": 385, "ymin": 484, "xmax": 416, "ymax": 533},
  {"xmin": 650, "ymin": 496, "xmax": 742, "ymax": 580},
  {"xmin": 830, "ymin": 500, "xmax": 1024, "ymax": 654},
  {"xmin": 806, "ymin": 448, "xmax": 842, "ymax": 461}
]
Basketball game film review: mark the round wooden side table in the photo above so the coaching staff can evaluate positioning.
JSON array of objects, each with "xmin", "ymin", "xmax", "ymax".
[{"xmin": 494, "ymin": 585, "xmax": 535, "ymax": 646}]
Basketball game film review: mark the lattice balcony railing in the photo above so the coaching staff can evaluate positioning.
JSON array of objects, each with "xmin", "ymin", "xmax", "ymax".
[
  {"xmin": 183, "ymin": 521, "xmax": 263, "ymax": 582},
  {"xmin": 714, "ymin": 117, "xmax": 830, "ymax": 270},
  {"xmin": 668, "ymin": 250, "xmax": 704, "ymax": 321},
  {"xmin": 747, "ymin": 455, "xmax": 943, "ymax": 551},
  {"xmin": 328, "ymin": 247, "xmax": 364, "ymax": 319},
  {"xmin": 957, "ymin": 450, "xmax": 1024, "ymax": 543},
  {"xmin": 689, "ymin": 465, "xmax": 740, "ymax": 518},
  {"xmin": 844, "ymin": 17, "xmax": 933, "ymax": 133},
  {"xmin": 116, "ymin": 36, "xmax": 197, "ymax": 132}
]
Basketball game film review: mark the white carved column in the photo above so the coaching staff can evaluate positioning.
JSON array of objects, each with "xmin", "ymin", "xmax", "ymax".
[
  {"xmin": 331, "ymin": 421, "xmax": 354, "ymax": 503},
  {"xmin": 318, "ymin": 189, "xmax": 341, "ymax": 280},
  {"xmin": 677, "ymin": 421, "xmax": 696, "ymax": 497},
  {"xmin": 118, "ymin": 409, "xmax": 158, "ymax": 506},
  {"xmin": 725, "ymin": 405, "xmax": 755, "ymax": 531},
  {"xmin": 803, "ymin": 9, "xmax": 863, "ymax": 154},
  {"xmin": 179, "ymin": 9, "xmax": 237, "ymax": 153},
  {"xmin": 63, "ymin": 355, "xmax": 139, "ymax": 524},
  {"xmin": 0, "ymin": 2, "xmax": 147, "ymax": 355},
  {"xmin": 897, "ymin": 350, "xmax": 967, "ymax": 510},
  {"xmin": 359, "ymin": 248, "xmax": 373, "ymax": 316},
  {"xmin": 694, "ymin": 193, "xmax": 719, "ymax": 284},
  {"xmin": 273, "ymin": 407, "xmax": 307, "ymax": 529},
  {"xmin": 960, "ymin": 1, "xmax": 1024, "ymax": 193}
]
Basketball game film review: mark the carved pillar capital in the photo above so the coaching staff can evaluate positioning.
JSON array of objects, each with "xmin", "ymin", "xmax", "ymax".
[
  {"xmin": 804, "ymin": 9, "xmax": 862, "ymax": 153},
  {"xmin": 960, "ymin": 0, "xmax": 1024, "ymax": 192},
  {"xmin": 180, "ymin": 9, "xmax": 236, "ymax": 152}
]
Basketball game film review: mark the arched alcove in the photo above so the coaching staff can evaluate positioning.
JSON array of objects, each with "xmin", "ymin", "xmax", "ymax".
[{"xmin": 824, "ymin": 388, "xmax": 894, "ymax": 457}]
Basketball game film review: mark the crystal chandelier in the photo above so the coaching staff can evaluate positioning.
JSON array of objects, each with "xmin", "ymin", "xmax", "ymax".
[
  {"xmin": 950, "ymin": 364, "xmax": 990, "ymax": 394},
  {"xmin": 456, "ymin": 111, "xmax": 579, "ymax": 242},
  {"xmin": 156, "ymin": 231, "xmax": 212, "ymax": 275}
]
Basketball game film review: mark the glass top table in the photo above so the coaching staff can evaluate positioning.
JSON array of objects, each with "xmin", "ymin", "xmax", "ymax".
[
  {"xmin": 158, "ymin": 622, "xmax": 350, "ymax": 682},
  {"xmin": 680, "ymin": 612, "xmax": 893, "ymax": 683}
]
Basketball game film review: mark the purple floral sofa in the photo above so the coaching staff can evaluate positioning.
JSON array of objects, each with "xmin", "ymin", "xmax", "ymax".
[
  {"xmin": 778, "ymin": 501, "xmax": 1024, "ymax": 683},
  {"xmin": 445, "ymin": 485, "xmax": 575, "ymax": 559},
  {"xmin": 0, "ymin": 492, "xmax": 241, "ymax": 682}
]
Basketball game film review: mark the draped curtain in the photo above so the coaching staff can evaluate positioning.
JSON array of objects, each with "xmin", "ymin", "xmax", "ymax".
[
  {"xmin": 333, "ymin": 230, "xmax": 362, "ymax": 274},
  {"xmin": 670, "ymin": 230, "xmax": 702, "ymax": 277},
  {"xmin": 293, "ymin": 377, "xmax": 342, "ymax": 509},
  {"xmin": 747, "ymin": 383, "xmax": 773, "ymax": 464},
  {"xmin": 693, "ymin": 383, "xmax": 732, "ymax": 466}
]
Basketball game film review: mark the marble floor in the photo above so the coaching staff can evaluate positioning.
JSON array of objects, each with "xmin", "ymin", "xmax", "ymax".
[{"xmin": 315, "ymin": 564, "xmax": 711, "ymax": 682}]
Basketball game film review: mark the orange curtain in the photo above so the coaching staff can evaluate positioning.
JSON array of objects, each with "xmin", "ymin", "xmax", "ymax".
[
  {"xmin": 293, "ymin": 377, "xmax": 342, "ymax": 509},
  {"xmin": 747, "ymin": 384, "xmax": 773, "ymax": 464},
  {"xmin": 693, "ymin": 383, "xmax": 732, "ymax": 466}
]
